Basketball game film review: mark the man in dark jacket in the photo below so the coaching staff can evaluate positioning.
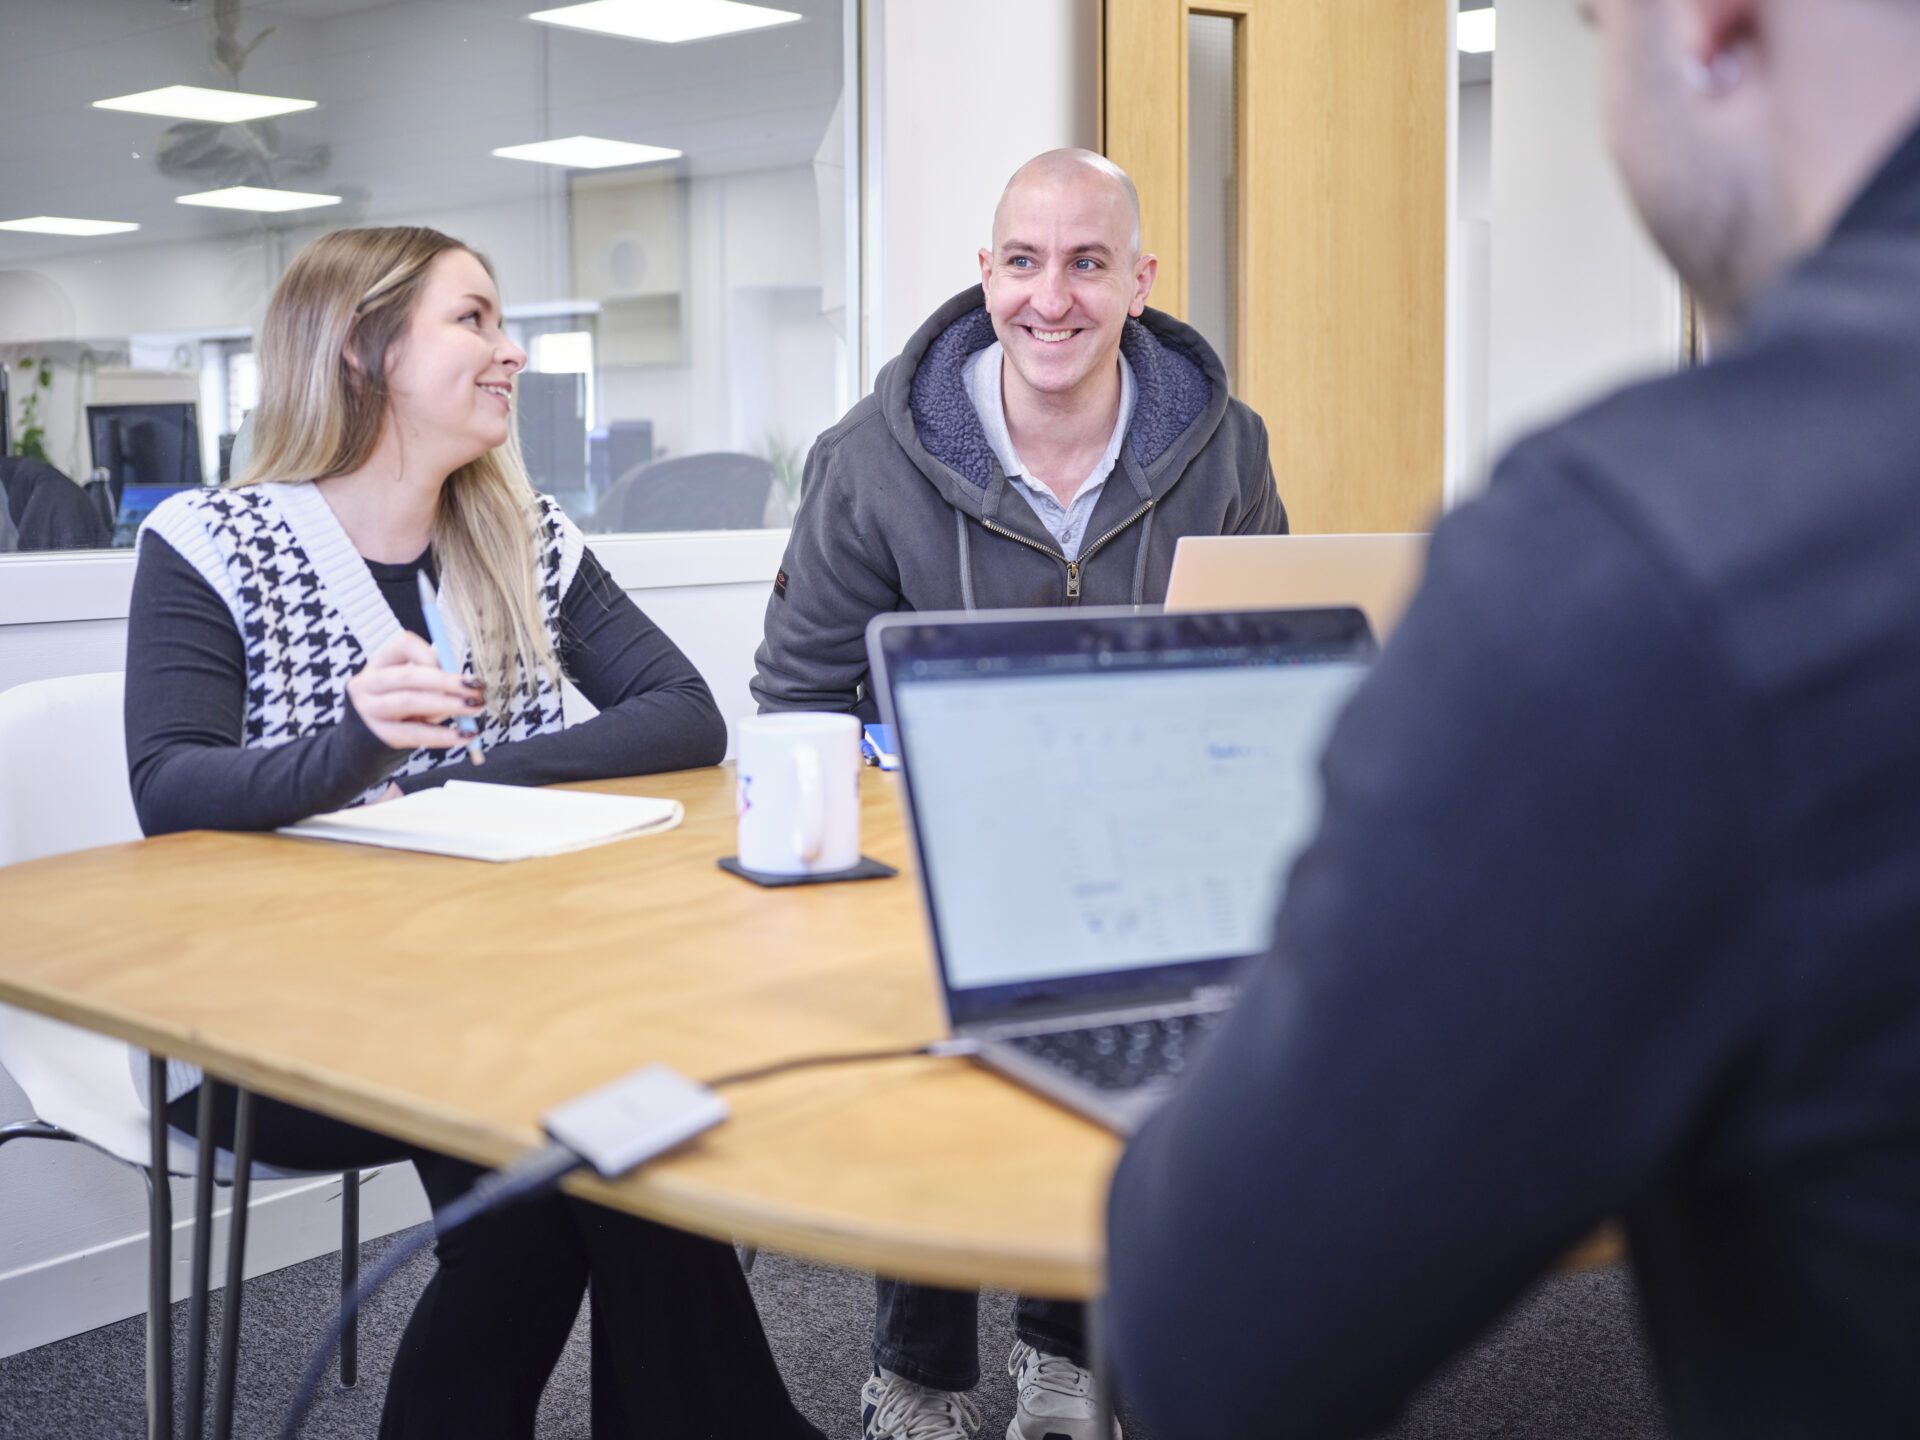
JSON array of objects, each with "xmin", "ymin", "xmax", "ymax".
[
  {"xmin": 755, "ymin": 150, "xmax": 1287, "ymax": 1440},
  {"xmin": 1106, "ymin": 2, "xmax": 1920, "ymax": 1437},
  {"xmin": 752, "ymin": 148, "xmax": 1287, "ymax": 723}
]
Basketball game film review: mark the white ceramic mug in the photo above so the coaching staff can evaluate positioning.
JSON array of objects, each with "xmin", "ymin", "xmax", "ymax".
[{"xmin": 736, "ymin": 713, "xmax": 862, "ymax": 875}]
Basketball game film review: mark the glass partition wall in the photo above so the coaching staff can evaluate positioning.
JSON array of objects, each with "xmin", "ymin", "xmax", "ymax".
[{"xmin": 0, "ymin": 0, "xmax": 855, "ymax": 552}]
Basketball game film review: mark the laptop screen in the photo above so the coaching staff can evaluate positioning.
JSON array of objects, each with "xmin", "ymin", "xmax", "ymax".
[{"xmin": 872, "ymin": 608, "xmax": 1373, "ymax": 1026}]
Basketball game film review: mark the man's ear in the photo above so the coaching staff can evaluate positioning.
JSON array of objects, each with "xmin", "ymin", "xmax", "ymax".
[
  {"xmin": 1687, "ymin": 0, "xmax": 1759, "ymax": 69},
  {"xmin": 1130, "ymin": 253, "xmax": 1158, "ymax": 316},
  {"xmin": 977, "ymin": 246, "xmax": 994, "ymax": 291}
]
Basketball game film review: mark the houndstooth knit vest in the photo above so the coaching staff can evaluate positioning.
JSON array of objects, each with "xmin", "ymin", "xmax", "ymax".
[{"xmin": 141, "ymin": 480, "xmax": 583, "ymax": 799}]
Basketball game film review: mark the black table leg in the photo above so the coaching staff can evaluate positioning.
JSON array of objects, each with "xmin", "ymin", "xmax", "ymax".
[
  {"xmin": 210, "ymin": 1089, "xmax": 255, "ymax": 1440},
  {"xmin": 183, "ymin": 1083, "xmax": 218, "ymax": 1440},
  {"xmin": 147, "ymin": 1056, "xmax": 175, "ymax": 1440},
  {"xmin": 339, "ymin": 1171, "xmax": 359, "ymax": 1389}
]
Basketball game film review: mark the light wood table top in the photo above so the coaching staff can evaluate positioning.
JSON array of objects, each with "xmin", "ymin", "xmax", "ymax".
[{"xmin": 0, "ymin": 766, "xmax": 1117, "ymax": 1298}]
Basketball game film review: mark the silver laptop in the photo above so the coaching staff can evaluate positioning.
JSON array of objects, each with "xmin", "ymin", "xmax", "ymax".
[{"xmin": 867, "ymin": 606, "xmax": 1374, "ymax": 1133}]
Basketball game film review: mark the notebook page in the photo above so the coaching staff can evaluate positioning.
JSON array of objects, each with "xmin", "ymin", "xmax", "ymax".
[{"xmin": 278, "ymin": 780, "xmax": 684, "ymax": 862}]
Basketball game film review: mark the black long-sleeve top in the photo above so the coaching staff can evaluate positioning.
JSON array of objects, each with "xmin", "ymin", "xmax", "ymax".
[
  {"xmin": 125, "ymin": 532, "xmax": 726, "ymax": 836},
  {"xmin": 1105, "ymin": 125, "xmax": 1920, "ymax": 1438}
]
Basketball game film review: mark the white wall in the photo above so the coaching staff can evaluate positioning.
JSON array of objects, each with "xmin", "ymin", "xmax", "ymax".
[
  {"xmin": 1487, "ymin": 0, "xmax": 1683, "ymax": 462},
  {"xmin": 874, "ymin": 0, "xmax": 1101, "ymax": 361}
]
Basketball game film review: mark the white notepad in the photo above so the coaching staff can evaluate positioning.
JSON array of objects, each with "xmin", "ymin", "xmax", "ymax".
[{"xmin": 279, "ymin": 780, "xmax": 685, "ymax": 862}]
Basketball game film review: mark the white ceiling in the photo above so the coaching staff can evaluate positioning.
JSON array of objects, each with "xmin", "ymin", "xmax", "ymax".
[{"xmin": 0, "ymin": 0, "xmax": 843, "ymax": 267}]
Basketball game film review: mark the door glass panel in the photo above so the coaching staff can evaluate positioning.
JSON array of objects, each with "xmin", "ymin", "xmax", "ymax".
[{"xmin": 1187, "ymin": 12, "xmax": 1238, "ymax": 388}]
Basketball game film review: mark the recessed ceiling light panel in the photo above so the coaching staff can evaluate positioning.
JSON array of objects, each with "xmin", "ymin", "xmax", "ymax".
[
  {"xmin": 94, "ymin": 85, "xmax": 318, "ymax": 124},
  {"xmin": 528, "ymin": 0, "xmax": 802, "ymax": 45},
  {"xmin": 1458, "ymin": 9, "xmax": 1496, "ymax": 54},
  {"xmin": 492, "ymin": 136, "xmax": 682, "ymax": 169},
  {"xmin": 0, "ymin": 216, "xmax": 141, "ymax": 237},
  {"xmin": 176, "ymin": 186, "xmax": 342, "ymax": 213}
]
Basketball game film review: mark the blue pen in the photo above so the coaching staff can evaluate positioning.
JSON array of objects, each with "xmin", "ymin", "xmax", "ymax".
[{"xmin": 414, "ymin": 569, "xmax": 485, "ymax": 767}]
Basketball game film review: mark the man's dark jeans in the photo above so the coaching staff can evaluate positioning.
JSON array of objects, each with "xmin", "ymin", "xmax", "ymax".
[{"xmin": 874, "ymin": 1279, "xmax": 1085, "ymax": 1391}]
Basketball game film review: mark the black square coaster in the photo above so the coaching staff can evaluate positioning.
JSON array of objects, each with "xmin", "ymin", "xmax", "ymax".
[{"xmin": 717, "ymin": 855, "xmax": 899, "ymax": 887}]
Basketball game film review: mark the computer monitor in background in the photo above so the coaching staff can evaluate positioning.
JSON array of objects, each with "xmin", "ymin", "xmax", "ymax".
[
  {"xmin": 88, "ymin": 403, "xmax": 203, "ymax": 545},
  {"xmin": 88, "ymin": 403, "xmax": 203, "ymax": 494}
]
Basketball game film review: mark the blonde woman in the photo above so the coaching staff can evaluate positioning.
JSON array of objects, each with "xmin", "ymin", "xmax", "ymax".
[{"xmin": 122, "ymin": 227, "xmax": 821, "ymax": 1439}]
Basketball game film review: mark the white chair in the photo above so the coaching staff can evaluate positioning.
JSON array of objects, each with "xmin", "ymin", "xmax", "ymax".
[
  {"xmin": 0, "ymin": 670, "xmax": 140, "ymax": 866},
  {"xmin": 0, "ymin": 672, "xmax": 361, "ymax": 1440}
]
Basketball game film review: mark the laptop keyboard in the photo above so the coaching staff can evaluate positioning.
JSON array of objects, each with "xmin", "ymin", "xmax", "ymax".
[{"xmin": 1005, "ymin": 1011, "xmax": 1224, "ymax": 1093}]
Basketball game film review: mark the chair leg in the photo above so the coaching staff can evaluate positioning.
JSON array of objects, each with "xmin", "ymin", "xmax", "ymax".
[
  {"xmin": 0, "ymin": 1118, "xmax": 80, "ymax": 1148},
  {"xmin": 184, "ymin": 1084, "xmax": 218, "ymax": 1440},
  {"xmin": 339, "ymin": 1170, "xmax": 359, "ymax": 1389},
  {"xmin": 147, "ymin": 1057, "xmax": 175, "ymax": 1440},
  {"xmin": 209, "ymin": 1089, "xmax": 255, "ymax": 1440}
]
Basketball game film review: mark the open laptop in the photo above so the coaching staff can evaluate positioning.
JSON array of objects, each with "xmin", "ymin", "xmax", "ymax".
[
  {"xmin": 867, "ymin": 606, "xmax": 1374, "ymax": 1133},
  {"xmin": 1164, "ymin": 533, "xmax": 1429, "ymax": 639}
]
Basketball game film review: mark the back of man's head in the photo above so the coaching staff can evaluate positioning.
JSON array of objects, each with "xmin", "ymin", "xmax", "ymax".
[{"xmin": 1589, "ymin": 0, "xmax": 1920, "ymax": 336}]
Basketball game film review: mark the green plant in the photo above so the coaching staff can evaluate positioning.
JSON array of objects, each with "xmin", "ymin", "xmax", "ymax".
[
  {"xmin": 11, "ymin": 357, "xmax": 51, "ymax": 463},
  {"xmin": 759, "ymin": 431, "xmax": 804, "ymax": 510}
]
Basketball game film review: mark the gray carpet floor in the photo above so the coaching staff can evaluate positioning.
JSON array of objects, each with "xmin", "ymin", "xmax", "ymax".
[{"xmin": 0, "ymin": 1228, "xmax": 1671, "ymax": 1439}]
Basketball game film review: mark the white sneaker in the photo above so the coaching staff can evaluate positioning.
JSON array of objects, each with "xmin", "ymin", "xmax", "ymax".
[
  {"xmin": 862, "ymin": 1366, "xmax": 983, "ymax": 1440},
  {"xmin": 1005, "ymin": 1341, "xmax": 1117, "ymax": 1440}
]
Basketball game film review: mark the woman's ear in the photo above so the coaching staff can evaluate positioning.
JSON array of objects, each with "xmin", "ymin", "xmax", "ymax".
[
  {"xmin": 341, "ymin": 321, "xmax": 368, "ymax": 383},
  {"xmin": 341, "ymin": 321, "xmax": 391, "ymax": 396}
]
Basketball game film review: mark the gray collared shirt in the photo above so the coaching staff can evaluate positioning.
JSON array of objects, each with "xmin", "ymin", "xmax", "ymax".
[{"xmin": 961, "ymin": 341, "xmax": 1136, "ymax": 562}]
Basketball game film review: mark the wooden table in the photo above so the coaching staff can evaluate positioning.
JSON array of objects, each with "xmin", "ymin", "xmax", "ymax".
[{"xmin": 0, "ymin": 765, "xmax": 1118, "ymax": 1299}]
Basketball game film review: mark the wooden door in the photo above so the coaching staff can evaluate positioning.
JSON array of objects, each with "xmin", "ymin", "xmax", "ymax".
[{"xmin": 1105, "ymin": 0, "xmax": 1449, "ymax": 533}]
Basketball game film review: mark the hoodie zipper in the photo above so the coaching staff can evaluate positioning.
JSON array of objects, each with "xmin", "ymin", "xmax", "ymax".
[{"xmin": 982, "ymin": 499, "xmax": 1154, "ymax": 601}]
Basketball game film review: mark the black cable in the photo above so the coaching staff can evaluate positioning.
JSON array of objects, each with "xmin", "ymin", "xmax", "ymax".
[
  {"xmin": 703, "ymin": 1036, "xmax": 980, "ymax": 1089},
  {"xmin": 276, "ymin": 1141, "xmax": 582, "ymax": 1440},
  {"xmin": 275, "ymin": 1039, "xmax": 979, "ymax": 1436}
]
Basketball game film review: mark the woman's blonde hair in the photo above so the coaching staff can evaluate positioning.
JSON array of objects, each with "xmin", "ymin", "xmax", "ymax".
[{"xmin": 238, "ymin": 225, "xmax": 558, "ymax": 706}]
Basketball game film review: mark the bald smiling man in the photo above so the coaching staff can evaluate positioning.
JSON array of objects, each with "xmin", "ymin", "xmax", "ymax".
[
  {"xmin": 752, "ymin": 149, "xmax": 1287, "ymax": 724},
  {"xmin": 752, "ymin": 149, "xmax": 1285, "ymax": 1440}
]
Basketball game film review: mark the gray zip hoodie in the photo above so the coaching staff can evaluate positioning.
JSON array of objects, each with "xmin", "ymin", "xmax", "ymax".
[{"xmin": 752, "ymin": 285, "xmax": 1289, "ymax": 717}]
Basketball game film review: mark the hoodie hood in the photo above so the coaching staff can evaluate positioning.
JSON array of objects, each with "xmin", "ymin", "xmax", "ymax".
[{"xmin": 883, "ymin": 286, "xmax": 1229, "ymax": 517}]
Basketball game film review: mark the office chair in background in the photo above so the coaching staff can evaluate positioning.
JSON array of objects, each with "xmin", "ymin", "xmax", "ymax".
[
  {"xmin": 0, "ymin": 456, "xmax": 111, "ymax": 551},
  {"xmin": 598, "ymin": 451, "xmax": 776, "ymax": 531}
]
